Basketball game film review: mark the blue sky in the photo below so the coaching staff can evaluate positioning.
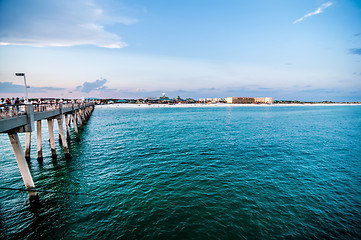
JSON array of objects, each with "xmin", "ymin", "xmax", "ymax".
[{"xmin": 0, "ymin": 0, "xmax": 360, "ymax": 101}]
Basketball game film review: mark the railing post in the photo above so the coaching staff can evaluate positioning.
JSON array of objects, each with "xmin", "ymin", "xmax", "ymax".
[
  {"xmin": 59, "ymin": 103, "xmax": 63, "ymax": 115},
  {"xmin": 24, "ymin": 104, "xmax": 34, "ymax": 132}
]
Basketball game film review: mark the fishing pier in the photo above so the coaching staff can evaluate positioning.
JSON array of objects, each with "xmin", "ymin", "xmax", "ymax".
[{"xmin": 0, "ymin": 102, "xmax": 95, "ymax": 203}]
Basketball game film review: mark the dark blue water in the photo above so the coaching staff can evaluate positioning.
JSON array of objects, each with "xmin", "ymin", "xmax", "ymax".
[{"xmin": 1, "ymin": 105, "xmax": 361, "ymax": 239}]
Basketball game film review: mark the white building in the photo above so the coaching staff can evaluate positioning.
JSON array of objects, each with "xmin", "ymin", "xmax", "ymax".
[{"xmin": 254, "ymin": 97, "xmax": 274, "ymax": 104}]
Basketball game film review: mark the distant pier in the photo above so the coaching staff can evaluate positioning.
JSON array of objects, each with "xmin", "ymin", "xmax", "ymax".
[{"xmin": 0, "ymin": 102, "xmax": 95, "ymax": 203}]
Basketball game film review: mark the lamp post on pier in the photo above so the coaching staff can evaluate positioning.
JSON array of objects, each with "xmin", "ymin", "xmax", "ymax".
[{"xmin": 15, "ymin": 72, "xmax": 29, "ymax": 103}]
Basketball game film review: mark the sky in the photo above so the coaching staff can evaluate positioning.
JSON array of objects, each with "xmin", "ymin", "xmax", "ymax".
[{"xmin": 0, "ymin": 0, "xmax": 360, "ymax": 101}]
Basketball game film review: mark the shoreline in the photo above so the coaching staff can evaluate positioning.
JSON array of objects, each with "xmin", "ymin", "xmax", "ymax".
[{"xmin": 95, "ymin": 103, "xmax": 361, "ymax": 108}]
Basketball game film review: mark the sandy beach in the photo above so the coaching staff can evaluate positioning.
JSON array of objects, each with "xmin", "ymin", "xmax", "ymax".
[{"xmin": 95, "ymin": 103, "xmax": 361, "ymax": 109}]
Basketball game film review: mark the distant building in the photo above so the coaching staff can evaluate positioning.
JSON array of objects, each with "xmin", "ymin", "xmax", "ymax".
[
  {"xmin": 198, "ymin": 98, "xmax": 224, "ymax": 103},
  {"xmin": 254, "ymin": 97, "xmax": 274, "ymax": 104},
  {"xmin": 175, "ymin": 96, "xmax": 183, "ymax": 102},
  {"xmin": 226, "ymin": 97, "xmax": 273, "ymax": 104},
  {"xmin": 116, "ymin": 99, "xmax": 129, "ymax": 103},
  {"xmin": 185, "ymin": 98, "xmax": 196, "ymax": 103},
  {"xmin": 158, "ymin": 93, "xmax": 171, "ymax": 102},
  {"xmin": 226, "ymin": 97, "xmax": 255, "ymax": 104}
]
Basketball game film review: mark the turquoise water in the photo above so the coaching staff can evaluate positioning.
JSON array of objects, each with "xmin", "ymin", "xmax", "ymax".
[{"xmin": 1, "ymin": 105, "xmax": 361, "ymax": 239}]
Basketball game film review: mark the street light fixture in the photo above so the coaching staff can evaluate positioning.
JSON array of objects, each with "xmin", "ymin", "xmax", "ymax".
[{"xmin": 15, "ymin": 72, "xmax": 29, "ymax": 103}]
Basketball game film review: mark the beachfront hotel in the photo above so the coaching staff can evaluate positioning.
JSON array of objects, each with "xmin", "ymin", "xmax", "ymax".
[{"xmin": 226, "ymin": 97, "xmax": 274, "ymax": 104}]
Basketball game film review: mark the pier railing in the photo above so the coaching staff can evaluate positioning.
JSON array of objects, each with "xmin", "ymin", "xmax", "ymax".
[
  {"xmin": 0, "ymin": 102, "xmax": 94, "ymax": 119},
  {"xmin": 33, "ymin": 103, "xmax": 60, "ymax": 112},
  {"xmin": 0, "ymin": 102, "xmax": 95, "ymax": 133},
  {"xmin": 0, "ymin": 104, "xmax": 27, "ymax": 119}
]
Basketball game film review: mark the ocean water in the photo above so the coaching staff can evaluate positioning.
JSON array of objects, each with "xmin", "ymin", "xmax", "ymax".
[{"xmin": 0, "ymin": 105, "xmax": 361, "ymax": 239}]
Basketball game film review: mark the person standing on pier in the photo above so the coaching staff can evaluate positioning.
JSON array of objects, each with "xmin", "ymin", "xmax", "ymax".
[
  {"xmin": 5, "ymin": 98, "xmax": 11, "ymax": 111},
  {"xmin": 15, "ymin": 98, "xmax": 20, "ymax": 112},
  {"xmin": 0, "ymin": 98, "xmax": 4, "ymax": 111},
  {"xmin": 11, "ymin": 97, "xmax": 16, "ymax": 112}
]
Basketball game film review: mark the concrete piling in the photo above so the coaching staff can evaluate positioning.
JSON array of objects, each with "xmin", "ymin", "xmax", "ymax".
[
  {"xmin": 77, "ymin": 111, "xmax": 83, "ymax": 128},
  {"xmin": 47, "ymin": 119, "xmax": 57, "ymax": 158},
  {"xmin": 56, "ymin": 117, "xmax": 70, "ymax": 158},
  {"xmin": 25, "ymin": 132, "xmax": 31, "ymax": 160},
  {"xmin": 64, "ymin": 114, "xmax": 70, "ymax": 140},
  {"xmin": 72, "ymin": 113, "xmax": 79, "ymax": 140},
  {"xmin": 8, "ymin": 132, "xmax": 39, "ymax": 203},
  {"xmin": 81, "ymin": 110, "xmax": 86, "ymax": 123},
  {"xmin": 36, "ymin": 120, "xmax": 43, "ymax": 161},
  {"xmin": 68, "ymin": 114, "xmax": 72, "ymax": 126}
]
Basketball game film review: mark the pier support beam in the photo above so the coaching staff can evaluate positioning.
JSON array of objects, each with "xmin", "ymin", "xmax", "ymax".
[
  {"xmin": 77, "ymin": 111, "xmax": 83, "ymax": 128},
  {"xmin": 81, "ymin": 109, "xmax": 86, "ymax": 123},
  {"xmin": 58, "ymin": 134, "xmax": 62, "ymax": 145},
  {"xmin": 56, "ymin": 117, "xmax": 70, "ymax": 158},
  {"xmin": 72, "ymin": 113, "xmax": 79, "ymax": 140},
  {"xmin": 68, "ymin": 114, "xmax": 72, "ymax": 127},
  {"xmin": 36, "ymin": 120, "xmax": 43, "ymax": 161},
  {"xmin": 64, "ymin": 114, "xmax": 70, "ymax": 140},
  {"xmin": 85, "ymin": 108, "xmax": 90, "ymax": 121},
  {"xmin": 47, "ymin": 119, "xmax": 57, "ymax": 158},
  {"xmin": 8, "ymin": 132, "xmax": 38, "ymax": 203},
  {"xmin": 25, "ymin": 132, "xmax": 31, "ymax": 160}
]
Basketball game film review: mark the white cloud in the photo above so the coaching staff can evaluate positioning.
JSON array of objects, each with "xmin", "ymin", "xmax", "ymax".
[
  {"xmin": 293, "ymin": 2, "xmax": 333, "ymax": 24},
  {"xmin": 0, "ymin": 0, "xmax": 138, "ymax": 48}
]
